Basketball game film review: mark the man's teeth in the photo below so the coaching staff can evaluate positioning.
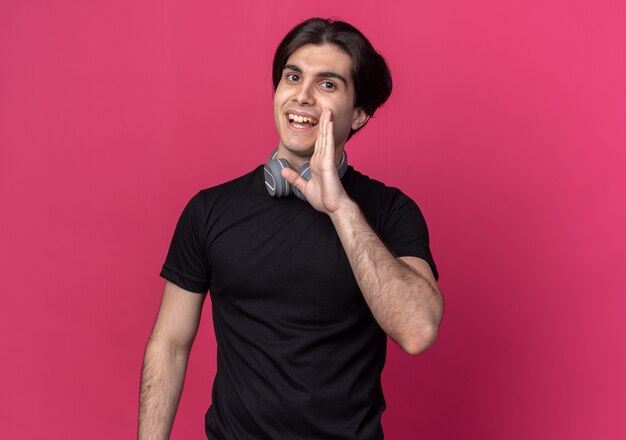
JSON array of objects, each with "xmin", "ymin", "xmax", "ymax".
[{"xmin": 288, "ymin": 114, "xmax": 318, "ymax": 125}]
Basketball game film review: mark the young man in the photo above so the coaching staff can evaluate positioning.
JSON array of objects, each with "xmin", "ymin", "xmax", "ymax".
[{"xmin": 139, "ymin": 18, "xmax": 443, "ymax": 439}]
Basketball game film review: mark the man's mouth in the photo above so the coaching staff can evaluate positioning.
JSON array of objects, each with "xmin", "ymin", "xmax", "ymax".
[{"xmin": 287, "ymin": 113, "xmax": 319, "ymax": 129}]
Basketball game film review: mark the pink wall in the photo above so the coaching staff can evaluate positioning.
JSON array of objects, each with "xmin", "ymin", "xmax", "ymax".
[{"xmin": 1, "ymin": 1, "xmax": 624, "ymax": 438}]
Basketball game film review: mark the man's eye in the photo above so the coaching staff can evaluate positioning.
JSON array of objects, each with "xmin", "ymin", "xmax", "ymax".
[
  {"xmin": 286, "ymin": 73, "xmax": 299, "ymax": 82},
  {"xmin": 321, "ymin": 81, "xmax": 336, "ymax": 90}
]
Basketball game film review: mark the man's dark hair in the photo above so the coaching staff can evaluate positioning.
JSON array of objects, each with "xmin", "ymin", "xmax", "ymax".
[{"xmin": 272, "ymin": 17, "xmax": 393, "ymax": 139}]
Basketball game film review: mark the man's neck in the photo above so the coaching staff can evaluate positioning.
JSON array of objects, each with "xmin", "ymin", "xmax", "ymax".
[{"xmin": 275, "ymin": 145, "xmax": 345, "ymax": 170}]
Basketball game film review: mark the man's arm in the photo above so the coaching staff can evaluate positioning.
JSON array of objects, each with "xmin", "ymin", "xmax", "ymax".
[
  {"xmin": 138, "ymin": 281, "xmax": 206, "ymax": 439},
  {"xmin": 281, "ymin": 109, "xmax": 444, "ymax": 355},
  {"xmin": 328, "ymin": 201, "xmax": 443, "ymax": 355}
]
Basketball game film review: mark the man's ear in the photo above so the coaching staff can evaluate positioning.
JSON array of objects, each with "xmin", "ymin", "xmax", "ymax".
[{"xmin": 352, "ymin": 108, "xmax": 370, "ymax": 130}]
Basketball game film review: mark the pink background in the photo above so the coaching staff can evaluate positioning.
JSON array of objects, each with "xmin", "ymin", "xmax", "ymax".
[{"xmin": 1, "ymin": 1, "xmax": 625, "ymax": 439}]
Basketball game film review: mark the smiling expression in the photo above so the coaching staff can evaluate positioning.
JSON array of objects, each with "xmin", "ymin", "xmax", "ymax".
[{"xmin": 273, "ymin": 44, "xmax": 369, "ymax": 166}]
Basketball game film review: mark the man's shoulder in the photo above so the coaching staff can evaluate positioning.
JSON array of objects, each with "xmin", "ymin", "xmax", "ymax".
[
  {"xmin": 345, "ymin": 166, "xmax": 425, "ymax": 228},
  {"xmin": 345, "ymin": 166, "xmax": 407, "ymax": 203},
  {"xmin": 197, "ymin": 165, "xmax": 263, "ymax": 196},
  {"xmin": 189, "ymin": 165, "xmax": 263, "ymax": 203},
  {"xmin": 178, "ymin": 165, "xmax": 265, "ymax": 220}
]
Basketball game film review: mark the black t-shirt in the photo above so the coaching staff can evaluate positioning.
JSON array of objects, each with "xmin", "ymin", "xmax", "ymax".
[{"xmin": 160, "ymin": 165, "xmax": 437, "ymax": 439}]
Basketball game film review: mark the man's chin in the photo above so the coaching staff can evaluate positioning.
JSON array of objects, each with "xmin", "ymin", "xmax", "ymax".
[
  {"xmin": 278, "ymin": 143, "xmax": 315, "ymax": 157},
  {"xmin": 275, "ymin": 145, "xmax": 316, "ymax": 167}
]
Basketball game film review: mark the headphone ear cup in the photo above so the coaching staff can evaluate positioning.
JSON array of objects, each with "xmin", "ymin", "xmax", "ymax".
[
  {"xmin": 292, "ymin": 163, "xmax": 311, "ymax": 201},
  {"xmin": 264, "ymin": 158, "xmax": 292, "ymax": 197},
  {"xmin": 337, "ymin": 150, "xmax": 348, "ymax": 178}
]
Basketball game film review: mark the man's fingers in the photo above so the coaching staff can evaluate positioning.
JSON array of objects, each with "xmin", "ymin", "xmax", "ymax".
[
  {"xmin": 313, "ymin": 109, "xmax": 334, "ymax": 170},
  {"xmin": 316, "ymin": 110, "xmax": 327, "ymax": 158},
  {"xmin": 323, "ymin": 111, "xmax": 335, "ymax": 167},
  {"xmin": 280, "ymin": 167, "xmax": 308, "ymax": 192}
]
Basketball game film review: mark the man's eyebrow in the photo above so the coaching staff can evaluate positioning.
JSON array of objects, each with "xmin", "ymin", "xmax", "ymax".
[
  {"xmin": 283, "ymin": 64, "xmax": 303, "ymax": 73},
  {"xmin": 317, "ymin": 71, "xmax": 349, "ymax": 87},
  {"xmin": 282, "ymin": 64, "xmax": 349, "ymax": 87}
]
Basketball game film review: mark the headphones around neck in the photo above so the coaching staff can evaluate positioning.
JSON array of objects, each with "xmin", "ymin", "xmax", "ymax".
[{"xmin": 263, "ymin": 148, "xmax": 348, "ymax": 202}]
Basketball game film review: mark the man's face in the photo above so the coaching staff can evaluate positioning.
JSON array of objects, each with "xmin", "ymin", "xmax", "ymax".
[{"xmin": 273, "ymin": 43, "xmax": 368, "ymax": 164}]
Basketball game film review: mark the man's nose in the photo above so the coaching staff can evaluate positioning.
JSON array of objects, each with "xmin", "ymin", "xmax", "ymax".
[{"xmin": 293, "ymin": 82, "xmax": 315, "ymax": 105}]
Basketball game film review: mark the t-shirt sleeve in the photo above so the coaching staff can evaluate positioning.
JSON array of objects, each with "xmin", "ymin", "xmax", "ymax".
[
  {"xmin": 383, "ymin": 193, "xmax": 439, "ymax": 280},
  {"xmin": 159, "ymin": 193, "xmax": 211, "ymax": 293}
]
